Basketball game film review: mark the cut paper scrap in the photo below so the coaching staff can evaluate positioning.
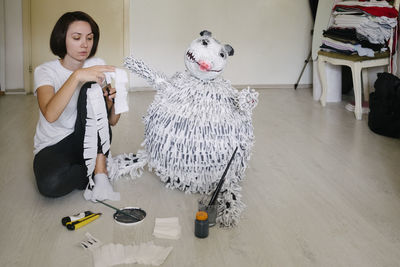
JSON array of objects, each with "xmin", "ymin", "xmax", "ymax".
[
  {"xmin": 105, "ymin": 68, "xmax": 129, "ymax": 114},
  {"xmin": 91, "ymin": 241, "xmax": 172, "ymax": 267},
  {"xmin": 80, "ymin": 232, "xmax": 102, "ymax": 251},
  {"xmin": 84, "ymin": 83, "xmax": 110, "ymax": 187}
]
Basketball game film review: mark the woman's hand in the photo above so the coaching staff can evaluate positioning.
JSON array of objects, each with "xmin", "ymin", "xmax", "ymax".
[
  {"xmin": 73, "ymin": 65, "xmax": 115, "ymax": 85},
  {"xmin": 102, "ymin": 84, "xmax": 121, "ymax": 126},
  {"xmin": 103, "ymin": 84, "xmax": 116, "ymax": 103},
  {"xmin": 103, "ymin": 84, "xmax": 116, "ymax": 112}
]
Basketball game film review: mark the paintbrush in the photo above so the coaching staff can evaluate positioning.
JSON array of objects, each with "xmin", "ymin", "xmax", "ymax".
[
  {"xmin": 96, "ymin": 199, "xmax": 143, "ymax": 221},
  {"xmin": 207, "ymin": 146, "xmax": 238, "ymax": 207}
]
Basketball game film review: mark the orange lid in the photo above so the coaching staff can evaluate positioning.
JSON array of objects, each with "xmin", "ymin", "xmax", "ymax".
[{"xmin": 196, "ymin": 211, "xmax": 208, "ymax": 221}]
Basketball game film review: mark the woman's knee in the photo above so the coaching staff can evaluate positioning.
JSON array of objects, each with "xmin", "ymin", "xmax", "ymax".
[
  {"xmin": 35, "ymin": 162, "xmax": 87, "ymax": 197},
  {"xmin": 35, "ymin": 173, "xmax": 67, "ymax": 198},
  {"xmin": 33, "ymin": 147, "xmax": 85, "ymax": 197}
]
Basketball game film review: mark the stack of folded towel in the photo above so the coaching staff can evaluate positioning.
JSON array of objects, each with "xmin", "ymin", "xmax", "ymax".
[
  {"xmin": 153, "ymin": 217, "xmax": 181, "ymax": 240},
  {"xmin": 320, "ymin": 0, "xmax": 398, "ymax": 57}
]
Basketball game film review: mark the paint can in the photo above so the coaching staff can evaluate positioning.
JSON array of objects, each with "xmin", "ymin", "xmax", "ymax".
[{"xmin": 194, "ymin": 211, "xmax": 209, "ymax": 238}]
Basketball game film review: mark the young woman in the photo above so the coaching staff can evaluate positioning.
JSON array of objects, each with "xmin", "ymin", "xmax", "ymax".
[{"xmin": 33, "ymin": 11, "xmax": 120, "ymax": 201}]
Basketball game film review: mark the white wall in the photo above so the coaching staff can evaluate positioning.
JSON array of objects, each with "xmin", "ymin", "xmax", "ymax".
[
  {"xmin": 4, "ymin": 0, "xmax": 24, "ymax": 90},
  {"xmin": 4, "ymin": 0, "xmax": 314, "ymax": 91},
  {"xmin": 0, "ymin": 0, "xmax": 5, "ymax": 91},
  {"xmin": 131, "ymin": 0, "xmax": 314, "ymax": 88}
]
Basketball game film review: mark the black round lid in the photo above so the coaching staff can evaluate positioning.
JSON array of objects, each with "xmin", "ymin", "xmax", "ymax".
[{"xmin": 113, "ymin": 207, "xmax": 146, "ymax": 225}]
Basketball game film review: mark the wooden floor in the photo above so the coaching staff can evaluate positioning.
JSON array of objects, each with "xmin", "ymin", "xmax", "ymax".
[{"xmin": 1, "ymin": 88, "xmax": 400, "ymax": 267}]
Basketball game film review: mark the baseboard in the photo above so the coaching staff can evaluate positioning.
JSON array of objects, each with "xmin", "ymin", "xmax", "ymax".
[
  {"xmin": 129, "ymin": 84, "xmax": 312, "ymax": 92},
  {"xmin": 1, "ymin": 85, "xmax": 313, "ymax": 94},
  {"xmin": 234, "ymin": 84, "xmax": 312, "ymax": 89},
  {"xmin": 5, "ymin": 88, "xmax": 26, "ymax": 95},
  {"xmin": 128, "ymin": 87, "xmax": 152, "ymax": 92}
]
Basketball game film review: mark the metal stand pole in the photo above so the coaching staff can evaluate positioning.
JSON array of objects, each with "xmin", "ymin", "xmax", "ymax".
[{"xmin": 294, "ymin": 50, "xmax": 312, "ymax": 90}]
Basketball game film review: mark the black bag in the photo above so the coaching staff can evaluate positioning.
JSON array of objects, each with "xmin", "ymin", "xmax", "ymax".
[{"xmin": 368, "ymin": 72, "xmax": 400, "ymax": 138}]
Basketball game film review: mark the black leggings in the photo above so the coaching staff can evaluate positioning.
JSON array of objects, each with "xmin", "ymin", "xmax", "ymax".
[{"xmin": 33, "ymin": 82, "xmax": 112, "ymax": 198}]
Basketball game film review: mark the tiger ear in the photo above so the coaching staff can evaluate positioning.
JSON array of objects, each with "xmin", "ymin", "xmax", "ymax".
[
  {"xmin": 200, "ymin": 30, "xmax": 212, "ymax": 37},
  {"xmin": 224, "ymin": 44, "xmax": 234, "ymax": 56}
]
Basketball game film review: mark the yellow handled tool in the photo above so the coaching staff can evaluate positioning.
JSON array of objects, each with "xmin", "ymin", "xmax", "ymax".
[
  {"xmin": 62, "ymin": 211, "xmax": 93, "ymax": 226},
  {"xmin": 66, "ymin": 213, "xmax": 101, "ymax": 231},
  {"xmin": 66, "ymin": 213, "xmax": 97, "ymax": 226}
]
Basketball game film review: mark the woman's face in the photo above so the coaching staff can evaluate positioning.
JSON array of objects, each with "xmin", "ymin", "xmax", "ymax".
[{"xmin": 64, "ymin": 20, "xmax": 94, "ymax": 62}]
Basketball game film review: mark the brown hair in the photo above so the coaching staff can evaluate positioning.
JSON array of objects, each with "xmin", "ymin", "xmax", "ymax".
[{"xmin": 50, "ymin": 11, "xmax": 99, "ymax": 59}]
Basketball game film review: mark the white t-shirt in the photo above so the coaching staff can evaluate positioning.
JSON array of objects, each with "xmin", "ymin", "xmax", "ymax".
[{"xmin": 33, "ymin": 57, "xmax": 106, "ymax": 154}]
